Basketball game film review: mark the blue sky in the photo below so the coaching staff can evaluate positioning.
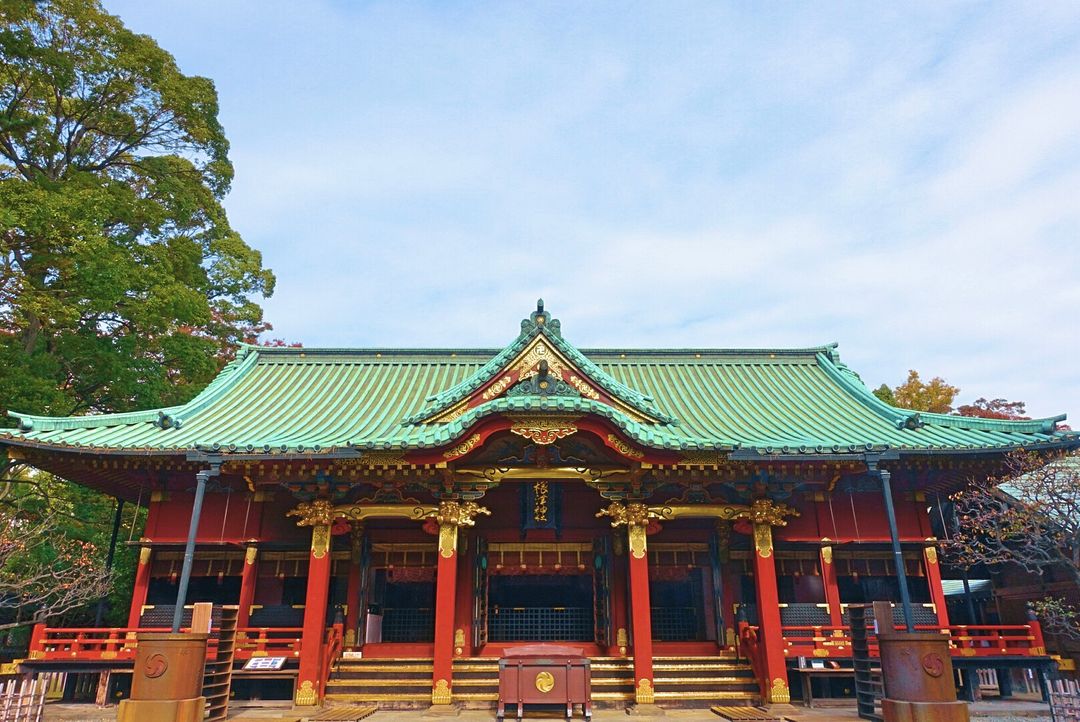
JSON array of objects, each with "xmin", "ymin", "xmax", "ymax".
[{"xmin": 105, "ymin": 1, "xmax": 1080, "ymax": 419}]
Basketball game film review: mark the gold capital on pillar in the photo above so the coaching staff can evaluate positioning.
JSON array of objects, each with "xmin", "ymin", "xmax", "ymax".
[
  {"xmin": 596, "ymin": 501, "xmax": 655, "ymax": 559},
  {"xmin": 747, "ymin": 498, "xmax": 799, "ymax": 526},
  {"xmin": 138, "ymin": 547, "xmax": 151, "ymax": 565},
  {"xmin": 433, "ymin": 500, "xmax": 490, "ymax": 558},
  {"xmin": 288, "ymin": 499, "xmax": 337, "ymax": 527},
  {"xmin": 245, "ymin": 546, "xmax": 258, "ymax": 565}
]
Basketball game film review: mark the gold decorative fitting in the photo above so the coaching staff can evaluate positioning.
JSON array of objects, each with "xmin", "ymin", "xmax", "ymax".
[
  {"xmin": 295, "ymin": 679, "xmax": 317, "ymax": 706},
  {"xmin": 436, "ymin": 500, "xmax": 491, "ymax": 528},
  {"xmin": 509, "ymin": 416, "xmax": 578, "ymax": 445},
  {"xmin": 770, "ymin": 677, "xmax": 790, "ymax": 704},
  {"xmin": 821, "ymin": 546, "xmax": 833, "ymax": 565},
  {"xmin": 635, "ymin": 678, "xmax": 655, "ymax": 704},
  {"xmin": 454, "ymin": 628, "xmax": 465, "ymax": 647},
  {"xmin": 482, "ymin": 376, "xmax": 514, "ymax": 400},
  {"xmin": 607, "ymin": 434, "xmax": 644, "ymax": 459},
  {"xmin": 597, "ymin": 501, "xmax": 654, "ymax": 559},
  {"xmin": 310, "ymin": 524, "xmax": 331, "ymax": 559},
  {"xmin": 568, "ymin": 375, "xmax": 600, "ymax": 400},
  {"xmin": 245, "ymin": 546, "xmax": 258, "ymax": 565},
  {"xmin": 535, "ymin": 671, "xmax": 555, "ymax": 693},
  {"xmin": 616, "ymin": 627, "xmax": 628, "ymax": 648},
  {"xmin": 747, "ymin": 498, "xmax": 800, "ymax": 527},
  {"xmin": 925, "ymin": 545, "xmax": 938, "ymax": 565},
  {"xmin": 754, "ymin": 523, "xmax": 774, "ymax": 559},
  {"xmin": 432, "ymin": 678, "xmax": 451, "ymax": 704},
  {"xmin": 344, "ymin": 629, "xmax": 356, "ymax": 647},
  {"xmin": 596, "ymin": 500, "xmax": 654, "ymax": 528},
  {"xmin": 360, "ymin": 451, "xmax": 409, "ymax": 466},
  {"xmin": 676, "ymin": 452, "xmax": 725, "ymax": 467},
  {"xmin": 287, "ymin": 499, "xmax": 337, "ymax": 527},
  {"xmin": 443, "ymin": 433, "xmax": 482, "ymax": 459},
  {"xmin": 435, "ymin": 500, "xmax": 491, "ymax": 558},
  {"xmin": 138, "ymin": 547, "xmax": 151, "ymax": 566}
]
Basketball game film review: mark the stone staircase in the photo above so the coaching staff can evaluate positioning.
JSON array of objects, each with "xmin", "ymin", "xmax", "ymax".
[{"xmin": 324, "ymin": 655, "xmax": 758, "ymax": 708}]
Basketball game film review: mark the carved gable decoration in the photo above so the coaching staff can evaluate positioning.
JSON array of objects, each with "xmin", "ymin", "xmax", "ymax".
[{"xmin": 415, "ymin": 301, "xmax": 673, "ymax": 426}]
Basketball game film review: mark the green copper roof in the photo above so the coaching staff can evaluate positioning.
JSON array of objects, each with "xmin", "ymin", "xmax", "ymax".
[{"xmin": 3, "ymin": 304, "xmax": 1077, "ymax": 458}]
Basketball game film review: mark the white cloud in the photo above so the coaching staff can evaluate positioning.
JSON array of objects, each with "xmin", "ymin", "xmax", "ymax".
[{"xmin": 103, "ymin": 0, "xmax": 1080, "ymax": 420}]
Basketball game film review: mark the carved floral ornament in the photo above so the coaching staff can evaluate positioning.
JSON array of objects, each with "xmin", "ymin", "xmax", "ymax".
[
  {"xmin": 596, "ymin": 500, "xmax": 656, "ymax": 528},
  {"xmin": 286, "ymin": 499, "xmax": 336, "ymax": 527},
  {"xmin": 434, "ymin": 500, "xmax": 491, "ymax": 529},
  {"xmin": 508, "ymin": 415, "xmax": 579, "ymax": 445},
  {"xmin": 746, "ymin": 498, "xmax": 800, "ymax": 527}
]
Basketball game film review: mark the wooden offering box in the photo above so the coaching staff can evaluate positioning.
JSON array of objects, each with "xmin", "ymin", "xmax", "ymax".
[{"xmin": 497, "ymin": 644, "xmax": 592, "ymax": 721}]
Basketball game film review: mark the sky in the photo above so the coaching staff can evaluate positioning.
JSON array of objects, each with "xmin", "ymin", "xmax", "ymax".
[{"xmin": 104, "ymin": 1, "xmax": 1080, "ymax": 420}]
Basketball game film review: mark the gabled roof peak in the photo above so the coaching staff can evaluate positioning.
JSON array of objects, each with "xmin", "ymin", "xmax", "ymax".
[{"xmin": 407, "ymin": 300, "xmax": 675, "ymax": 425}]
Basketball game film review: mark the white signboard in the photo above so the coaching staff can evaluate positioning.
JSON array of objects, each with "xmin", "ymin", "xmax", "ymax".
[{"xmin": 243, "ymin": 657, "xmax": 287, "ymax": 671}]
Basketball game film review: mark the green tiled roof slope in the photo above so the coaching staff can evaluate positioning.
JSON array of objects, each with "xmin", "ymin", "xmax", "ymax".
[{"xmin": 3, "ymin": 342, "xmax": 1075, "ymax": 457}]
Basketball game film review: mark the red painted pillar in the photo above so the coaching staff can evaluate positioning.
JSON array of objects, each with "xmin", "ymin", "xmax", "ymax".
[
  {"xmin": 236, "ymin": 546, "xmax": 258, "ymax": 630},
  {"xmin": 609, "ymin": 538, "xmax": 630, "ymax": 656},
  {"xmin": 627, "ymin": 522, "xmax": 655, "ymax": 704},
  {"xmin": 820, "ymin": 543, "xmax": 843, "ymax": 628},
  {"xmin": 296, "ymin": 521, "xmax": 332, "ymax": 705},
  {"xmin": 752, "ymin": 522, "xmax": 790, "ymax": 704},
  {"xmin": 453, "ymin": 531, "xmax": 474, "ymax": 658},
  {"xmin": 923, "ymin": 542, "xmax": 950, "ymax": 627},
  {"xmin": 127, "ymin": 546, "xmax": 152, "ymax": 628},
  {"xmin": 432, "ymin": 521, "xmax": 460, "ymax": 704},
  {"xmin": 344, "ymin": 527, "xmax": 363, "ymax": 649}
]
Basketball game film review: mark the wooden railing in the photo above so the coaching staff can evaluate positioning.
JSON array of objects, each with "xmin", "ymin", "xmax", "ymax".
[
  {"xmin": 781, "ymin": 622, "xmax": 1048, "ymax": 660},
  {"xmin": 318, "ymin": 623, "xmax": 344, "ymax": 703},
  {"xmin": 27, "ymin": 624, "xmax": 305, "ymax": 662},
  {"xmin": 737, "ymin": 622, "xmax": 770, "ymax": 702}
]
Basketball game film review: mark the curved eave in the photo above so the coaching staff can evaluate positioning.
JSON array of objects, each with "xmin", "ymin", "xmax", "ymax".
[
  {"xmin": 814, "ymin": 350, "xmax": 1067, "ymax": 436},
  {"xmin": 7, "ymin": 346, "xmax": 261, "ymax": 433}
]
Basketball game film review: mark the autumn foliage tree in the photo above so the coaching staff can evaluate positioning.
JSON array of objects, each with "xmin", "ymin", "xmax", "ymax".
[
  {"xmin": 873, "ymin": 370, "xmax": 959, "ymax": 413},
  {"xmin": 945, "ymin": 451, "xmax": 1080, "ymax": 638}
]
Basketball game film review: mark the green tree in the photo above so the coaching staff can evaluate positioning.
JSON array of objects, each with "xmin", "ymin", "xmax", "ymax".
[
  {"xmin": 872, "ymin": 383, "xmax": 896, "ymax": 405},
  {"xmin": 0, "ymin": 0, "xmax": 270, "ymax": 631},
  {"xmin": 0, "ymin": 0, "xmax": 275, "ymax": 422}
]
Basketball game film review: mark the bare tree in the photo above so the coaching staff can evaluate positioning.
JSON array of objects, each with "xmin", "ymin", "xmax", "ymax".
[
  {"xmin": 0, "ymin": 509, "xmax": 111, "ymax": 630},
  {"xmin": 945, "ymin": 450, "xmax": 1080, "ymax": 637}
]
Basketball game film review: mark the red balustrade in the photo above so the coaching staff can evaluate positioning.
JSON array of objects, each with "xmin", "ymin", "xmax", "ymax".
[
  {"xmin": 27, "ymin": 624, "xmax": 305, "ymax": 662},
  {"xmin": 781, "ymin": 623, "xmax": 1049, "ymax": 660},
  {"xmin": 737, "ymin": 622, "xmax": 770, "ymax": 702}
]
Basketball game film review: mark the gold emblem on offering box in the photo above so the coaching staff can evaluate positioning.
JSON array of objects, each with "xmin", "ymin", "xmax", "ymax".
[{"xmin": 534, "ymin": 671, "xmax": 555, "ymax": 693}]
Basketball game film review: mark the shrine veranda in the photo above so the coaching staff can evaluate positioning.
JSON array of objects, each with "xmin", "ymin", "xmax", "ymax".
[{"xmin": 4, "ymin": 302, "xmax": 1076, "ymax": 708}]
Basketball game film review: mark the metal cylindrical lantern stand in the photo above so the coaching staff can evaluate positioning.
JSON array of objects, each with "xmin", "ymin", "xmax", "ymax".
[
  {"xmin": 117, "ymin": 633, "xmax": 209, "ymax": 722},
  {"xmin": 878, "ymin": 630, "xmax": 969, "ymax": 722}
]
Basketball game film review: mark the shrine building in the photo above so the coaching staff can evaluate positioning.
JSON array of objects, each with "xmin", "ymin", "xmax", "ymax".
[{"xmin": 4, "ymin": 301, "xmax": 1077, "ymax": 710}]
